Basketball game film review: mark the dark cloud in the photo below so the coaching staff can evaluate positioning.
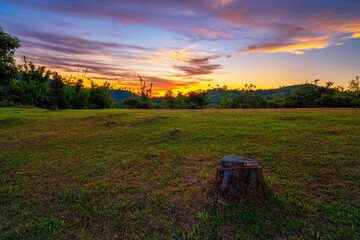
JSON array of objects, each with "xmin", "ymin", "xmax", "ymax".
[
  {"xmin": 2, "ymin": 0, "xmax": 224, "ymax": 40},
  {"xmin": 186, "ymin": 55, "xmax": 220, "ymax": 65},
  {"xmin": 9, "ymin": 24, "xmax": 159, "ymax": 79},
  {"xmin": 142, "ymin": 76, "xmax": 200, "ymax": 88},
  {"xmin": 173, "ymin": 64, "xmax": 222, "ymax": 76},
  {"xmin": 16, "ymin": 47, "xmax": 136, "ymax": 77},
  {"xmin": 10, "ymin": 26, "xmax": 151, "ymax": 56},
  {"xmin": 172, "ymin": 53, "xmax": 222, "ymax": 77}
]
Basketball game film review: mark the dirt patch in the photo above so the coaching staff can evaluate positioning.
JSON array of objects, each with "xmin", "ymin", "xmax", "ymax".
[
  {"xmin": 82, "ymin": 113, "xmax": 128, "ymax": 121},
  {"xmin": 82, "ymin": 116, "xmax": 97, "ymax": 120},
  {"xmin": 129, "ymin": 116, "xmax": 171, "ymax": 126},
  {"xmin": 103, "ymin": 121, "xmax": 121, "ymax": 127},
  {"xmin": 169, "ymin": 129, "xmax": 181, "ymax": 136},
  {"xmin": 0, "ymin": 118, "xmax": 24, "ymax": 127},
  {"xmin": 277, "ymin": 116, "xmax": 312, "ymax": 121},
  {"xmin": 321, "ymin": 129, "xmax": 350, "ymax": 135},
  {"xmin": 235, "ymin": 134, "xmax": 265, "ymax": 140}
]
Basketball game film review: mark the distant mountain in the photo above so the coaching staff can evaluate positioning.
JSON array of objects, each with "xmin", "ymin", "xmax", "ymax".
[
  {"xmin": 206, "ymin": 84, "xmax": 308, "ymax": 106},
  {"xmin": 111, "ymin": 89, "xmax": 139, "ymax": 100},
  {"xmin": 111, "ymin": 89, "xmax": 139, "ymax": 107},
  {"xmin": 249, "ymin": 84, "xmax": 308, "ymax": 99}
]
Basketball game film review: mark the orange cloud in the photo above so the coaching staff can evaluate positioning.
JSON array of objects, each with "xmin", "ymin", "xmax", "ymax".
[
  {"xmin": 140, "ymin": 46, "xmax": 206, "ymax": 63},
  {"xmin": 351, "ymin": 32, "xmax": 360, "ymax": 38},
  {"xmin": 240, "ymin": 37, "xmax": 332, "ymax": 55}
]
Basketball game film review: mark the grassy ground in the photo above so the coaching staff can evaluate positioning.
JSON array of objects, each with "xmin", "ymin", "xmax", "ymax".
[{"xmin": 1, "ymin": 107, "xmax": 359, "ymax": 239}]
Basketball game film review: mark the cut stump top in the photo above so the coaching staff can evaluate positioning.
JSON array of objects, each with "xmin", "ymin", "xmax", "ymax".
[
  {"xmin": 218, "ymin": 155, "xmax": 265, "ymax": 198},
  {"xmin": 220, "ymin": 155, "xmax": 259, "ymax": 168}
]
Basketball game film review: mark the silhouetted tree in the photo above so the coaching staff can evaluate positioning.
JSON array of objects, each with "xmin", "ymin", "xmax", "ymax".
[
  {"xmin": 285, "ymin": 85, "xmax": 321, "ymax": 107},
  {"xmin": 186, "ymin": 90, "xmax": 208, "ymax": 108},
  {"xmin": 124, "ymin": 76, "xmax": 154, "ymax": 109},
  {"xmin": 219, "ymin": 85, "xmax": 231, "ymax": 108},
  {"xmin": 348, "ymin": 76, "xmax": 360, "ymax": 92},
  {"xmin": 88, "ymin": 80, "xmax": 114, "ymax": 109},
  {"xmin": 63, "ymin": 78, "xmax": 89, "ymax": 109},
  {"xmin": 325, "ymin": 81, "xmax": 334, "ymax": 88},
  {"xmin": 0, "ymin": 27, "xmax": 20, "ymax": 107},
  {"xmin": 49, "ymin": 72, "xmax": 65, "ymax": 110},
  {"xmin": 230, "ymin": 93, "xmax": 267, "ymax": 108},
  {"xmin": 347, "ymin": 76, "xmax": 360, "ymax": 107},
  {"xmin": 161, "ymin": 90, "xmax": 177, "ymax": 108},
  {"xmin": 139, "ymin": 75, "xmax": 152, "ymax": 101},
  {"xmin": 16, "ymin": 57, "xmax": 52, "ymax": 107}
]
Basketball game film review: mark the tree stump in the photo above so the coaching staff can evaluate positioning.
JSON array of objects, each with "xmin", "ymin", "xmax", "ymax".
[{"xmin": 217, "ymin": 155, "xmax": 265, "ymax": 199}]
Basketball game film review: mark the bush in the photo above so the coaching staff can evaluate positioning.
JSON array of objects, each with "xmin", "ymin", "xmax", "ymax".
[
  {"xmin": 285, "ymin": 85, "xmax": 321, "ymax": 107},
  {"xmin": 88, "ymin": 81, "xmax": 114, "ymax": 109},
  {"xmin": 124, "ymin": 97, "xmax": 151, "ymax": 109},
  {"xmin": 230, "ymin": 94, "xmax": 268, "ymax": 108}
]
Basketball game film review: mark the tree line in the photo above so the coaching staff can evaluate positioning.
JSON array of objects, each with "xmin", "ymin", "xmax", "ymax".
[
  {"xmin": 0, "ymin": 27, "xmax": 114, "ymax": 109},
  {"xmin": 123, "ymin": 79, "xmax": 360, "ymax": 109}
]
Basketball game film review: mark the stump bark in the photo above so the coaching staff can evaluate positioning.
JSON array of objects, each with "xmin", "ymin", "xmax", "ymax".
[{"xmin": 217, "ymin": 155, "xmax": 265, "ymax": 199}]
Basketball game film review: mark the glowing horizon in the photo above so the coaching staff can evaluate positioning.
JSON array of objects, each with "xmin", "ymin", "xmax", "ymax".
[{"xmin": 1, "ymin": 0, "xmax": 360, "ymax": 96}]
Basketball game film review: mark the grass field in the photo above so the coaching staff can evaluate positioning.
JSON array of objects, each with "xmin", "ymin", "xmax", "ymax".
[{"xmin": 1, "ymin": 107, "xmax": 359, "ymax": 239}]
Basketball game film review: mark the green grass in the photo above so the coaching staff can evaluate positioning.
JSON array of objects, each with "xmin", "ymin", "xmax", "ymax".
[{"xmin": 1, "ymin": 107, "xmax": 359, "ymax": 239}]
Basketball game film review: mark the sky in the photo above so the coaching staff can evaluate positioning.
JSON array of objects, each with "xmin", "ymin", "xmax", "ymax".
[{"xmin": 1, "ymin": 0, "xmax": 360, "ymax": 95}]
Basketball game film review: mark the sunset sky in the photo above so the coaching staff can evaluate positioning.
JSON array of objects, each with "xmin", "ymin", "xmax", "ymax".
[{"xmin": 1, "ymin": 0, "xmax": 360, "ymax": 95}]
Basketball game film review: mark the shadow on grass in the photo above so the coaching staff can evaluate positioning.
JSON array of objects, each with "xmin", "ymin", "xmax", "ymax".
[{"xmin": 186, "ymin": 184, "xmax": 360, "ymax": 240}]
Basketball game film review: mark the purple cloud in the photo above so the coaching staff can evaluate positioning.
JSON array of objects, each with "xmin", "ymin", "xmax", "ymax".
[{"xmin": 4, "ymin": 0, "xmax": 360, "ymax": 53}]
